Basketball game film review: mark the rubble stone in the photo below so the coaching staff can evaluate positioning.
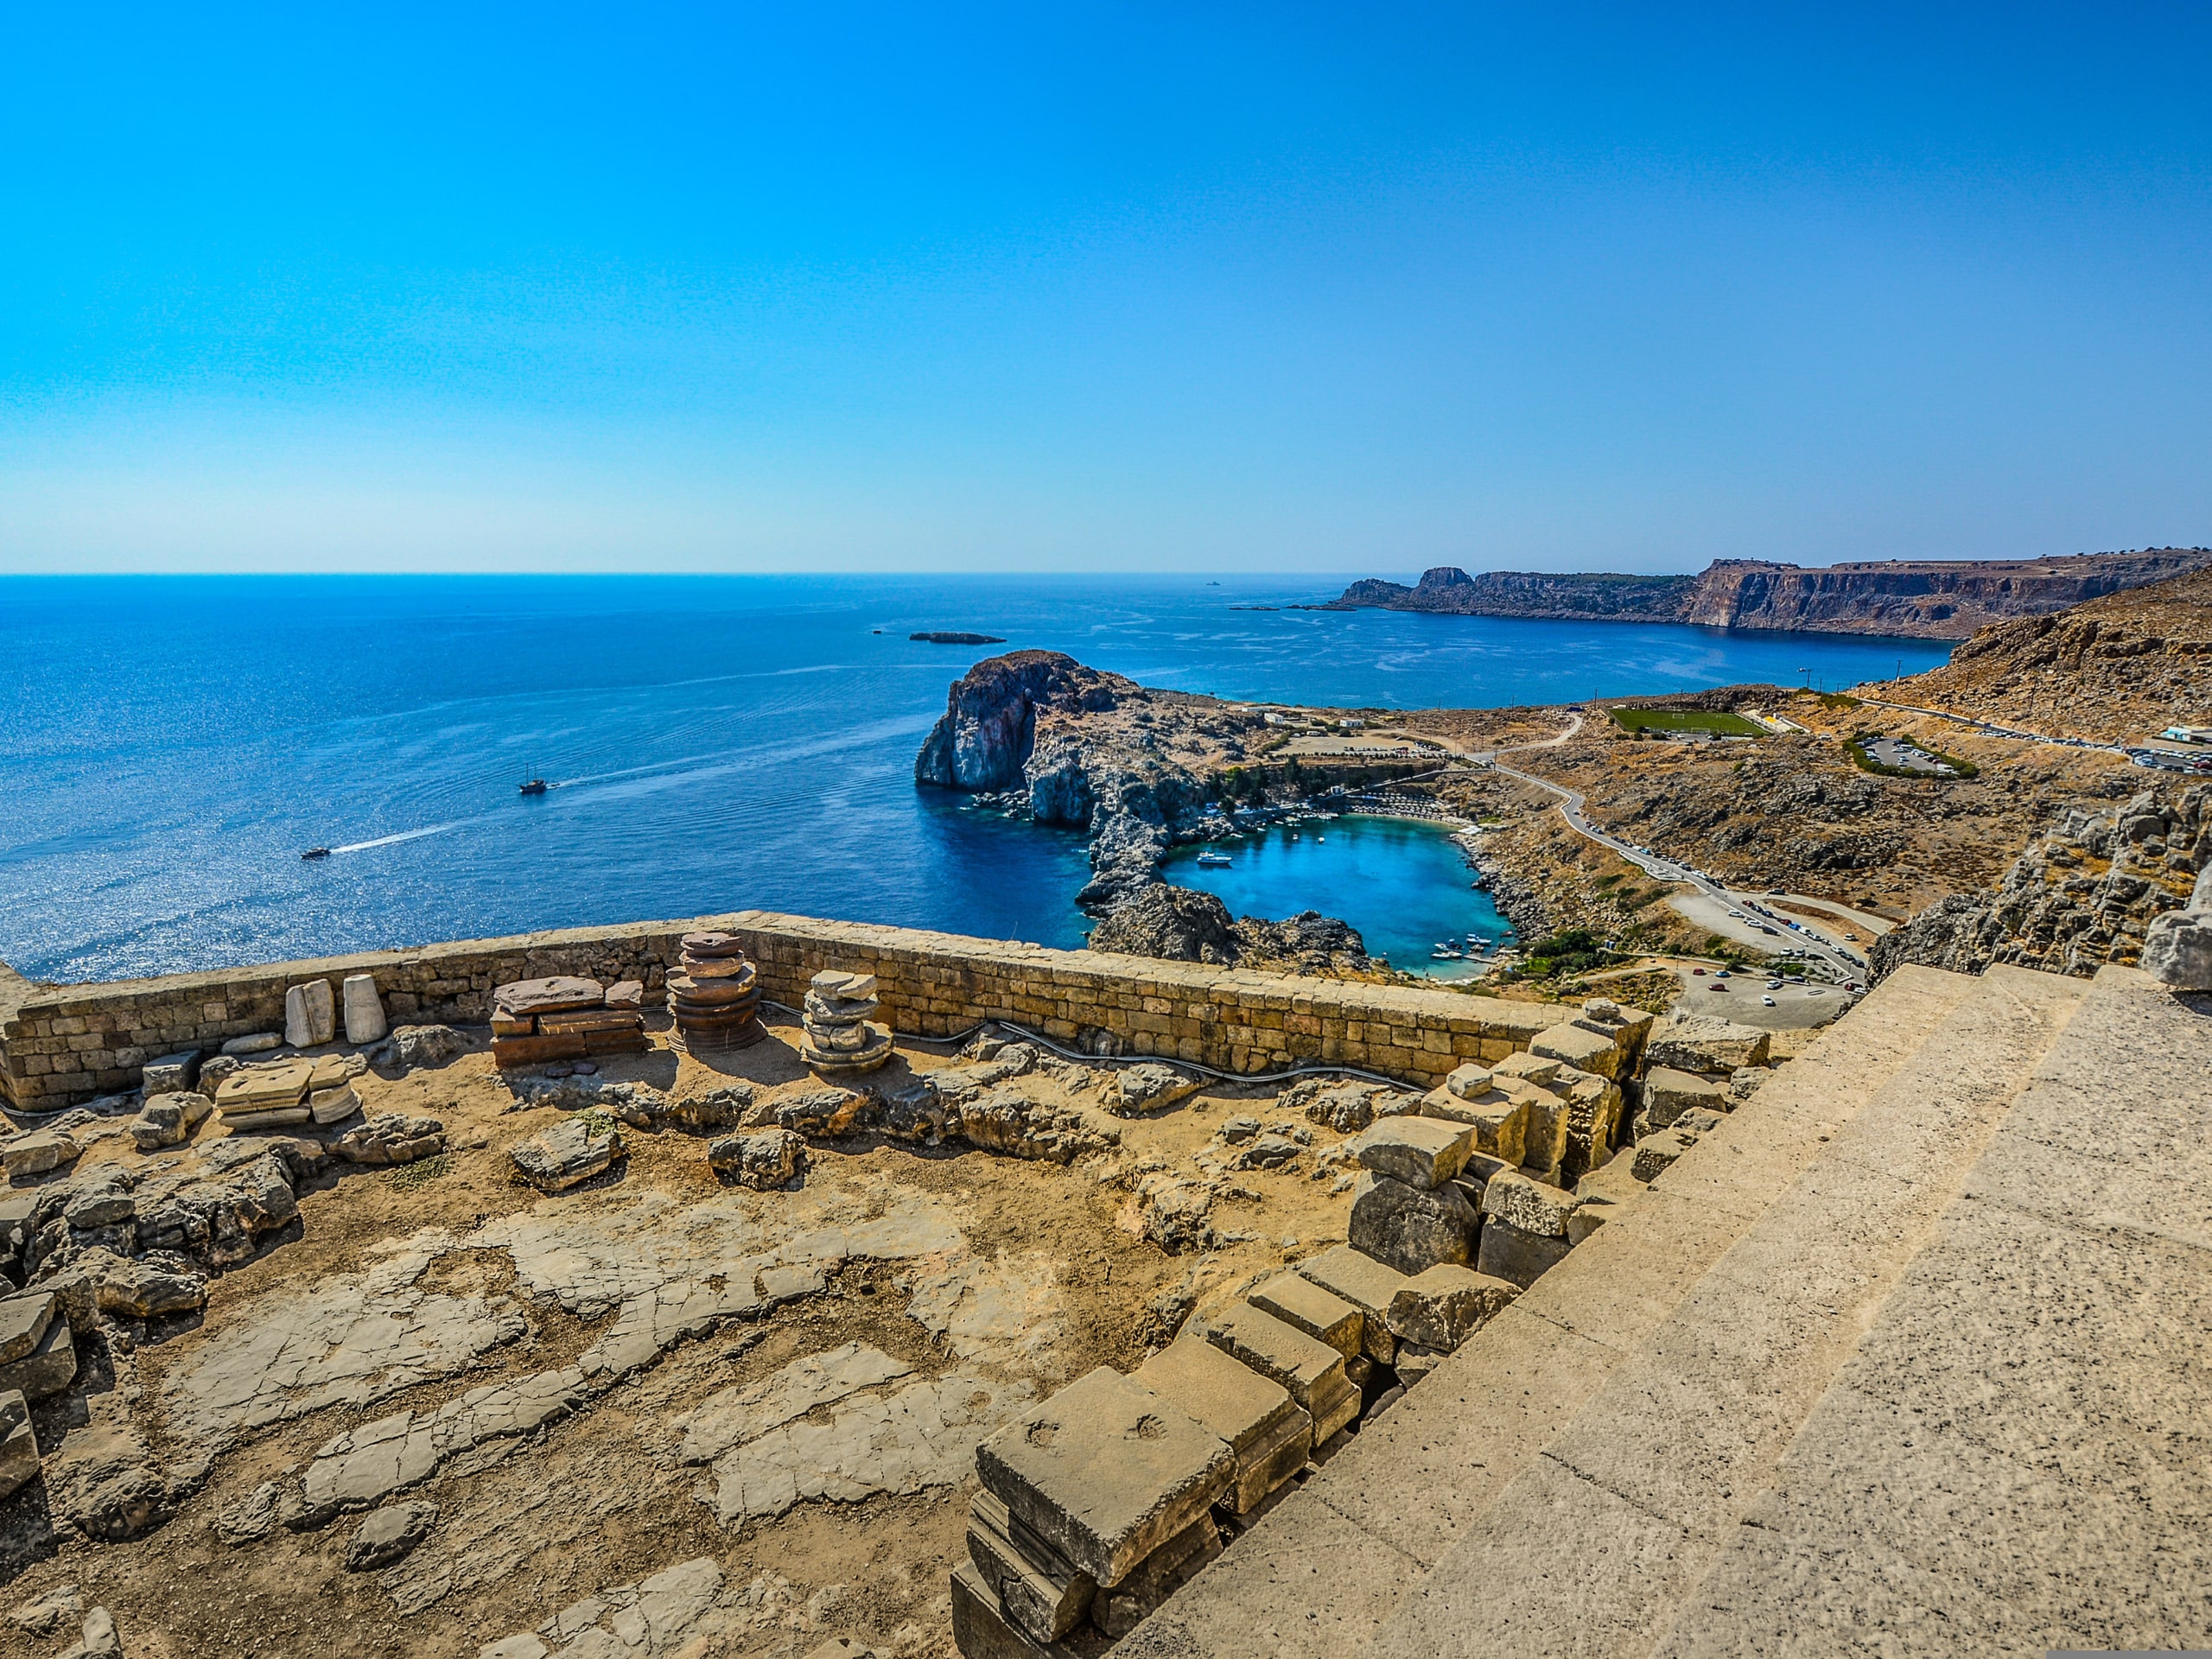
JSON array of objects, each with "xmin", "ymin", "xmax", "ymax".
[
  {"xmin": 3, "ymin": 1131, "xmax": 79, "ymax": 1179},
  {"xmin": 139, "ymin": 1052, "xmax": 200, "ymax": 1095},
  {"xmin": 43, "ymin": 1425, "xmax": 169, "ymax": 1541},
  {"xmin": 510, "ymin": 1117, "xmax": 622, "ymax": 1192},
  {"xmin": 0, "ymin": 1301, "xmax": 74, "ymax": 1400},
  {"xmin": 334, "ymin": 1113, "xmax": 446, "ymax": 1166},
  {"xmin": 346, "ymin": 1500, "xmax": 438, "ymax": 1571},
  {"xmin": 707, "ymin": 1128, "xmax": 805, "ymax": 1190},
  {"xmin": 1115, "ymin": 1063, "xmax": 1200, "ymax": 1115},
  {"xmin": 0, "ymin": 1387, "xmax": 36, "ymax": 1501}
]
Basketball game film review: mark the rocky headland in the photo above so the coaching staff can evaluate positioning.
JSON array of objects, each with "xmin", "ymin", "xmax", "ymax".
[
  {"xmin": 914, "ymin": 652, "xmax": 1403, "ymax": 976},
  {"xmin": 1333, "ymin": 548, "xmax": 2212, "ymax": 639}
]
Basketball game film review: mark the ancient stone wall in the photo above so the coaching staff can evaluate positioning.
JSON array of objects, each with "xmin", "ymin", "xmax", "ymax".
[{"xmin": 0, "ymin": 912, "xmax": 1562, "ymax": 1109}]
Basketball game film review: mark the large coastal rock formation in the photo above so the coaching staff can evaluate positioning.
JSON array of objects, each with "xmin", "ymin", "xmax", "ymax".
[
  {"xmin": 1872, "ymin": 785, "xmax": 2205, "ymax": 982},
  {"xmin": 1333, "ymin": 549, "xmax": 2212, "ymax": 640},
  {"xmin": 914, "ymin": 652, "xmax": 1377, "ymax": 971}
]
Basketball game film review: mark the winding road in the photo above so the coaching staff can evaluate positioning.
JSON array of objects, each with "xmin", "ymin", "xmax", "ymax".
[{"xmin": 1484, "ymin": 713, "xmax": 1867, "ymax": 981}]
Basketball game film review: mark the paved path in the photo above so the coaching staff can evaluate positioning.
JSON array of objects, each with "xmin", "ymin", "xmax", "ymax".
[
  {"xmin": 1853, "ymin": 695, "xmax": 2126, "ymax": 754},
  {"xmin": 1490, "ymin": 714, "xmax": 1866, "ymax": 981}
]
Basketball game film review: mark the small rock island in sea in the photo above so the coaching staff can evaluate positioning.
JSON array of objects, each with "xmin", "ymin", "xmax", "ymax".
[{"xmin": 910, "ymin": 631, "xmax": 1007, "ymax": 645}]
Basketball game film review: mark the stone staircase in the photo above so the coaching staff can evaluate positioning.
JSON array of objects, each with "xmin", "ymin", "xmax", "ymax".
[{"xmin": 1122, "ymin": 961, "xmax": 2212, "ymax": 1656}]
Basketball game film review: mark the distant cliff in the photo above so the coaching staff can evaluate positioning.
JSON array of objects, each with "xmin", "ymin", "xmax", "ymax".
[{"xmin": 1333, "ymin": 550, "xmax": 2212, "ymax": 639}]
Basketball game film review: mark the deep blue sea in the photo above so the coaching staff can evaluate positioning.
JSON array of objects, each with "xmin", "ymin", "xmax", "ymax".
[{"xmin": 0, "ymin": 576, "xmax": 1952, "ymax": 983}]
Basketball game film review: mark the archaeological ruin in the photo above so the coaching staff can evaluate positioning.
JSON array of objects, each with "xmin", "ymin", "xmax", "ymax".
[{"xmin": 0, "ymin": 896, "xmax": 2205, "ymax": 1656}]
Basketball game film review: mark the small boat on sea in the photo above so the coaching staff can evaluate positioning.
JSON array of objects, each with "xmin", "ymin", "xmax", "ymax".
[
  {"xmin": 519, "ymin": 778, "xmax": 549, "ymax": 797},
  {"xmin": 302, "ymin": 847, "xmax": 331, "ymax": 861},
  {"xmin": 1195, "ymin": 850, "xmax": 1232, "ymax": 868}
]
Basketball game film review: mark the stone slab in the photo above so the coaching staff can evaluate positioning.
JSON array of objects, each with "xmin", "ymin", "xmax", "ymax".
[
  {"xmin": 974, "ymin": 1367, "xmax": 1234, "ymax": 1589},
  {"xmin": 1198, "ymin": 1305, "xmax": 1359, "ymax": 1444},
  {"xmin": 1135, "ymin": 1333, "xmax": 1311, "ymax": 1515},
  {"xmin": 1293, "ymin": 1243, "xmax": 1408, "ymax": 1364},
  {"xmin": 1477, "ymin": 1169, "xmax": 1577, "ymax": 1238},
  {"xmin": 491, "ymin": 976, "xmax": 606, "ymax": 1017},
  {"xmin": 1245, "ymin": 1274, "xmax": 1363, "ymax": 1362},
  {"xmin": 969, "ymin": 1490, "xmax": 1095, "ymax": 1642}
]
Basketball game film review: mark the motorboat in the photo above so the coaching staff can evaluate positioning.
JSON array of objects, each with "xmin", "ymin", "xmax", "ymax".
[
  {"xmin": 519, "ymin": 778, "xmax": 550, "ymax": 797},
  {"xmin": 1195, "ymin": 851, "xmax": 1232, "ymax": 868},
  {"xmin": 302, "ymin": 847, "xmax": 331, "ymax": 861}
]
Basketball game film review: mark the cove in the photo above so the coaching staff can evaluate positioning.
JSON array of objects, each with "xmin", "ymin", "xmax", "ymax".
[{"xmin": 1160, "ymin": 815, "xmax": 1512, "ymax": 979}]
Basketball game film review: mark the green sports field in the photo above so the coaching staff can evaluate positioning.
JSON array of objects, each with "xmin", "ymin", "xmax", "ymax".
[{"xmin": 1608, "ymin": 706, "xmax": 1764, "ymax": 736}]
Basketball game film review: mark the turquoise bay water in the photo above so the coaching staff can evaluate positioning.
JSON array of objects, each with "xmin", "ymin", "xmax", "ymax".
[
  {"xmin": 0, "ymin": 575, "xmax": 1952, "ymax": 982},
  {"xmin": 1165, "ymin": 816, "xmax": 1511, "ymax": 980}
]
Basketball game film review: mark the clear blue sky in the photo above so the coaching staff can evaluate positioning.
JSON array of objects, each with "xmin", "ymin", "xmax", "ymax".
[{"xmin": 3, "ymin": 3, "xmax": 2209, "ymax": 574}]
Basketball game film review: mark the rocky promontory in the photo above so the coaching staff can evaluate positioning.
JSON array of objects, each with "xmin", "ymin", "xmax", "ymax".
[
  {"xmin": 1332, "ymin": 549, "xmax": 2212, "ymax": 640},
  {"xmin": 914, "ymin": 652, "xmax": 1389, "ymax": 973}
]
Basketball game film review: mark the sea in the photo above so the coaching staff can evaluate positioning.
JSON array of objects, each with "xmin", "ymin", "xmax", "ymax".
[{"xmin": 0, "ymin": 575, "xmax": 1953, "ymax": 985}]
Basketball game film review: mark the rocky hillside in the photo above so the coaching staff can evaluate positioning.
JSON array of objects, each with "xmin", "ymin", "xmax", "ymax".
[
  {"xmin": 1332, "ymin": 549, "xmax": 2212, "ymax": 639},
  {"xmin": 1872, "ymin": 785, "xmax": 2205, "ymax": 981},
  {"xmin": 1861, "ymin": 566, "xmax": 2212, "ymax": 742}
]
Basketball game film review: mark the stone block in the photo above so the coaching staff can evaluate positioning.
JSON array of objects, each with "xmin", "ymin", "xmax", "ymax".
[
  {"xmin": 1530, "ymin": 1020, "xmax": 1619, "ymax": 1078},
  {"xmin": 221, "ymin": 1032, "xmax": 283, "ymax": 1055},
  {"xmin": 974, "ymin": 1367, "xmax": 1234, "ymax": 1588},
  {"xmin": 1294, "ymin": 1243, "xmax": 1410, "ymax": 1364},
  {"xmin": 1493, "ymin": 1052, "xmax": 1562, "ymax": 1086},
  {"xmin": 341, "ymin": 975, "xmax": 389, "ymax": 1045},
  {"xmin": 1419, "ymin": 1076, "xmax": 1530, "ymax": 1164},
  {"xmin": 284, "ymin": 980, "xmax": 337, "ymax": 1048},
  {"xmin": 1348, "ymin": 1116, "xmax": 1475, "ymax": 1191},
  {"xmin": 1478, "ymin": 1169, "xmax": 1579, "ymax": 1239},
  {"xmin": 0, "ymin": 1387, "xmax": 35, "ymax": 1501},
  {"xmin": 950, "ymin": 1560, "xmax": 1073, "ymax": 1659},
  {"xmin": 510, "ymin": 1117, "xmax": 623, "ymax": 1192},
  {"xmin": 0, "ymin": 1309, "xmax": 76, "ymax": 1401},
  {"xmin": 969, "ymin": 1490, "xmax": 1095, "ymax": 1642},
  {"xmin": 1349, "ymin": 1171, "xmax": 1478, "ymax": 1277},
  {"xmin": 1246, "ymin": 1274, "xmax": 1363, "ymax": 1361},
  {"xmin": 1091, "ymin": 1510, "xmax": 1222, "ymax": 1637},
  {"xmin": 1475, "ymin": 1218, "xmax": 1573, "ymax": 1289},
  {"xmin": 1385, "ymin": 1263, "xmax": 1519, "ymax": 1351},
  {"xmin": 139, "ymin": 1052, "xmax": 200, "ymax": 1095},
  {"xmin": 1567, "ymin": 1195, "xmax": 1617, "ymax": 1244},
  {"xmin": 1198, "ymin": 1304, "xmax": 1360, "ymax": 1443},
  {"xmin": 1643, "ymin": 1065, "xmax": 1728, "ymax": 1128},
  {"xmin": 1632, "ymin": 1127, "xmax": 1700, "ymax": 1182},
  {"xmin": 1646, "ymin": 1014, "xmax": 1770, "ymax": 1073},
  {"xmin": 1134, "ymin": 1333, "xmax": 1310, "ymax": 1515}
]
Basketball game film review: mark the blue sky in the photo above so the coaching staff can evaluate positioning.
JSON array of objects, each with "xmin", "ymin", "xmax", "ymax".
[{"xmin": 3, "ymin": 3, "xmax": 2209, "ymax": 574}]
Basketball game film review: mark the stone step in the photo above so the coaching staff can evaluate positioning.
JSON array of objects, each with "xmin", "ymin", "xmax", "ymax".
[
  {"xmin": 1116, "ymin": 963, "xmax": 1984, "ymax": 1659},
  {"xmin": 1360, "ymin": 962, "xmax": 2088, "ymax": 1659},
  {"xmin": 1652, "ymin": 963, "xmax": 2212, "ymax": 1655}
]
